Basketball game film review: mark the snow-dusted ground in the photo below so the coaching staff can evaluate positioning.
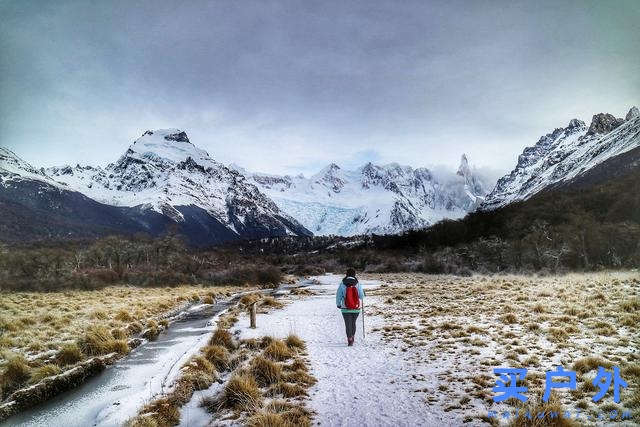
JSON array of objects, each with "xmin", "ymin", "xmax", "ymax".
[{"xmin": 230, "ymin": 274, "xmax": 454, "ymax": 426}]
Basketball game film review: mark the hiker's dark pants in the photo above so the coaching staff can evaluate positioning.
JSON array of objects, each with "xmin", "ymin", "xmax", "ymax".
[{"xmin": 342, "ymin": 312, "xmax": 359, "ymax": 338}]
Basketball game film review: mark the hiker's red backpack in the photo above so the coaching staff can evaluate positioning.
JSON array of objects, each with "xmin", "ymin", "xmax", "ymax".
[{"xmin": 343, "ymin": 277, "xmax": 360, "ymax": 309}]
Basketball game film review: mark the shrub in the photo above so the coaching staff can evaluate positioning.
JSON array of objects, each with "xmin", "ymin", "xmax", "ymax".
[{"xmin": 255, "ymin": 266, "xmax": 283, "ymax": 288}]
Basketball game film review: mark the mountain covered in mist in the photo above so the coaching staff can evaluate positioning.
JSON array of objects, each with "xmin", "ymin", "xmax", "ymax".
[{"xmin": 244, "ymin": 155, "xmax": 491, "ymax": 236}]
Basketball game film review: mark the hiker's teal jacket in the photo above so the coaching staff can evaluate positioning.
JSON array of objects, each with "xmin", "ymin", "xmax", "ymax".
[{"xmin": 336, "ymin": 278, "xmax": 365, "ymax": 313}]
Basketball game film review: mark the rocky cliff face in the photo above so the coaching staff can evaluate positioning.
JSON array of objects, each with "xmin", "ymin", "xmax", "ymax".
[{"xmin": 482, "ymin": 106, "xmax": 640, "ymax": 210}]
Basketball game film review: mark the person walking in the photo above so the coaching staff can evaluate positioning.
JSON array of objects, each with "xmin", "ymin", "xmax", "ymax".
[{"xmin": 336, "ymin": 267, "xmax": 364, "ymax": 346}]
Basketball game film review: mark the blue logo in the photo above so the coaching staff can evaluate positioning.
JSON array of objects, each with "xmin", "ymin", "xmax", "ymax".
[{"xmin": 492, "ymin": 365, "xmax": 628, "ymax": 403}]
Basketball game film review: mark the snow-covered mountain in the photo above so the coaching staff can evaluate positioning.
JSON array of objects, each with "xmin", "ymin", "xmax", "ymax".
[
  {"xmin": 245, "ymin": 155, "xmax": 490, "ymax": 236},
  {"xmin": 1, "ymin": 130, "xmax": 311, "ymax": 245},
  {"xmin": 46, "ymin": 129, "xmax": 311, "ymax": 241},
  {"xmin": 482, "ymin": 106, "xmax": 640, "ymax": 210}
]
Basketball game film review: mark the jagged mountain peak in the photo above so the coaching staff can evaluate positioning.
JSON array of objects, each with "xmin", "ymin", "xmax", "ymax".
[
  {"xmin": 483, "ymin": 106, "xmax": 640, "ymax": 210},
  {"xmin": 247, "ymin": 154, "xmax": 492, "ymax": 236},
  {"xmin": 586, "ymin": 112, "xmax": 625, "ymax": 136},
  {"xmin": 0, "ymin": 147, "xmax": 58, "ymax": 185},
  {"xmin": 43, "ymin": 129, "xmax": 311, "ymax": 240},
  {"xmin": 123, "ymin": 128, "xmax": 211, "ymax": 166},
  {"xmin": 312, "ymin": 163, "xmax": 347, "ymax": 192},
  {"xmin": 457, "ymin": 154, "xmax": 470, "ymax": 177},
  {"xmin": 567, "ymin": 118, "xmax": 586, "ymax": 129},
  {"xmin": 315, "ymin": 163, "xmax": 341, "ymax": 177},
  {"xmin": 626, "ymin": 106, "xmax": 640, "ymax": 121}
]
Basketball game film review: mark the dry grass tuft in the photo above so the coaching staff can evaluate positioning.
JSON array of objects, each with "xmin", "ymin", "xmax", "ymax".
[
  {"xmin": 250, "ymin": 355, "xmax": 282, "ymax": 386},
  {"xmin": 547, "ymin": 328, "xmax": 568, "ymax": 342},
  {"xmin": 509, "ymin": 393, "xmax": 578, "ymax": 426},
  {"xmin": 210, "ymin": 328, "xmax": 235, "ymax": 349},
  {"xmin": 573, "ymin": 356, "xmax": 613, "ymax": 374},
  {"xmin": 57, "ymin": 342, "xmax": 83, "ymax": 366},
  {"xmin": 134, "ymin": 398, "xmax": 181, "ymax": 426},
  {"xmin": 219, "ymin": 374, "xmax": 262, "ymax": 410},
  {"xmin": 282, "ymin": 369, "xmax": 317, "ymax": 386},
  {"xmin": 260, "ymin": 296, "xmax": 282, "ymax": 308},
  {"xmin": 202, "ymin": 345, "xmax": 230, "ymax": 371},
  {"xmin": 184, "ymin": 355, "xmax": 215, "ymax": 375},
  {"xmin": 29, "ymin": 364, "xmax": 61, "ymax": 384},
  {"xmin": 620, "ymin": 298, "xmax": 640, "ymax": 313},
  {"xmin": 0, "ymin": 354, "xmax": 31, "ymax": 396},
  {"xmin": 80, "ymin": 326, "xmax": 129, "ymax": 355},
  {"xmin": 501, "ymin": 313, "xmax": 518, "ymax": 324},
  {"xmin": 246, "ymin": 412, "xmax": 292, "ymax": 427},
  {"xmin": 268, "ymin": 382, "xmax": 308, "ymax": 398},
  {"xmin": 114, "ymin": 309, "xmax": 134, "ymax": 322},
  {"xmin": 264, "ymin": 340, "xmax": 293, "ymax": 361},
  {"xmin": 111, "ymin": 328, "xmax": 128, "ymax": 340},
  {"xmin": 284, "ymin": 334, "xmax": 305, "ymax": 350}
]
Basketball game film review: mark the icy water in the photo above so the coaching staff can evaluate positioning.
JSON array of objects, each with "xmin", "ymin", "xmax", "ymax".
[{"xmin": 2, "ymin": 301, "xmax": 231, "ymax": 427}]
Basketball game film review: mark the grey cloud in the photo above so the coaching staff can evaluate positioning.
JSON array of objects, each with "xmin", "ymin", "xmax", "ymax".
[{"xmin": 1, "ymin": 0, "xmax": 638, "ymax": 177}]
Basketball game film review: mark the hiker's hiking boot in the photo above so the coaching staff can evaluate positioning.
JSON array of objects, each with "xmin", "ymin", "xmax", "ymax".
[{"xmin": 347, "ymin": 337, "xmax": 354, "ymax": 346}]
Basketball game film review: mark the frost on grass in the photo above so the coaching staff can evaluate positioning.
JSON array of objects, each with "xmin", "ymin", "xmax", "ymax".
[
  {"xmin": 0, "ymin": 285, "xmax": 241, "ymax": 403},
  {"xmin": 364, "ymin": 271, "xmax": 639, "ymax": 425}
]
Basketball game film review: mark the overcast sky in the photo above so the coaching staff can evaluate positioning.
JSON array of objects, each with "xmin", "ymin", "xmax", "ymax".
[{"xmin": 1, "ymin": 0, "xmax": 639, "ymax": 177}]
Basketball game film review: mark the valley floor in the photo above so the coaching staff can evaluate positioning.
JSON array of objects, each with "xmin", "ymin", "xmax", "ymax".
[
  {"xmin": 231, "ymin": 272, "xmax": 639, "ymax": 426},
  {"xmin": 1, "ymin": 272, "xmax": 638, "ymax": 426}
]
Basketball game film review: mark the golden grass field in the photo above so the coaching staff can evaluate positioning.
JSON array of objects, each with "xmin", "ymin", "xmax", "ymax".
[
  {"xmin": 0, "ymin": 285, "xmax": 245, "ymax": 399},
  {"xmin": 1, "ymin": 272, "xmax": 638, "ymax": 426},
  {"xmin": 363, "ymin": 271, "xmax": 640, "ymax": 426}
]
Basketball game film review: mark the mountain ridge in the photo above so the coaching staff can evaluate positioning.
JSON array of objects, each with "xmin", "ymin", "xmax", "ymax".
[
  {"xmin": 482, "ymin": 106, "xmax": 640, "ymax": 210},
  {"xmin": 246, "ymin": 155, "xmax": 491, "ymax": 236}
]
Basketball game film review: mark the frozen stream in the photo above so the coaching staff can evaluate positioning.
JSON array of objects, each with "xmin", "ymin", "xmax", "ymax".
[{"xmin": 2, "ymin": 301, "xmax": 232, "ymax": 427}]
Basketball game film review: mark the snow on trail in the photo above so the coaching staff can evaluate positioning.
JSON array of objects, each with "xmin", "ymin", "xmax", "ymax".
[{"xmin": 233, "ymin": 274, "xmax": 453, "ymax": 427}]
